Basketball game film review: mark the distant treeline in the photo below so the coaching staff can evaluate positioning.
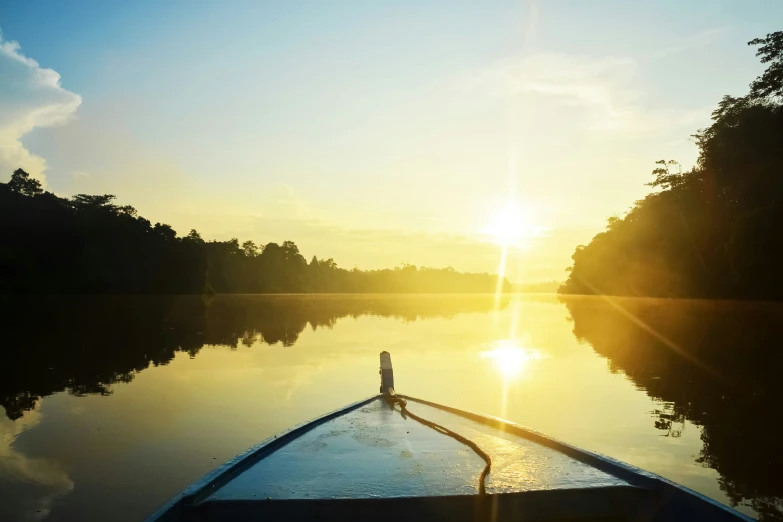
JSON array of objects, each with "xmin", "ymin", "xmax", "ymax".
[
  {"xmin": 560, "ymin": 32, "xmax": 783, "ymax": 299},
  {"xmin": 0, "ymin": 175, "xmax": 509, "ymax": 294}
]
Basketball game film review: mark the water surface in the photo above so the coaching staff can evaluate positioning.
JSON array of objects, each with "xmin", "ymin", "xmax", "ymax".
[{"xmin": 1, "ymin": 294, "xmax": 779, "ymax": 520}]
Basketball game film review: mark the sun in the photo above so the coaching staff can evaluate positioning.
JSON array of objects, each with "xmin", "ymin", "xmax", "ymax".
[{"xmin": 483, "ymin": 203, "xmax": 542, "ymax": 247}]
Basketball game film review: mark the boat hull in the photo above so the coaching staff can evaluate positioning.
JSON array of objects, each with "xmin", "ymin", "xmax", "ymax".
[{"xmin": 148, "ymin": 395, "xmax": 753, "ymax": 522}]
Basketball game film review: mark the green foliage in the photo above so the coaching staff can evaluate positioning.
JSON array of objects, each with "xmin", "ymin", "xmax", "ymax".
[
  {"xmin": 0, "ymin": 179, "xmax": 508, "ymax": 294},
  {"xmin": 560, "ymin": 33, "xmax": 783, "ymax": 299}
]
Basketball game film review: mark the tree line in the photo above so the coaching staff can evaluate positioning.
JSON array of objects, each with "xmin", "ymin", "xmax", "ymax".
[
  {"xmin": 560, "ymin": 32, "xmax": 783, "ymax": 299},
  {"xmin": 0, "ymin": 173, "xmax": 509, "ymax": 294}
]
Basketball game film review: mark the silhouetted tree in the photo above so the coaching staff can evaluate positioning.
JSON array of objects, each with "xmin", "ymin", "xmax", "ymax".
[
  {"xmin": 0, "ymin": 175, "xmax": 509, "ymax": 294},
  {"xmin": 242, "ymin": 240, "xmax": 258, "ymax": 257},
  {"xmin": 749, "ymin": 31, "xmax": 783, "ymax": 99},
  {"xmin": 7, "ymin": 168, "xmax": 43, "ymax": 197},
  {"xmin": 560, "ymin": 32, "xmax": 783, "ymax": 300}
]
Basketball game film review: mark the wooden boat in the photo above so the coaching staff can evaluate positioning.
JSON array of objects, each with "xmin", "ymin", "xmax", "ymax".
[{"xmin": 148, "ymin": 352, "xmax": 753, "ymax": 521}]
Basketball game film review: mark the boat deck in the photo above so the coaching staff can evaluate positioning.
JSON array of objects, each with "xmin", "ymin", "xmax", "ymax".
[
  {"xmin": 207, "ymin": 398, "xmax": 628, "ymax": 500},
  {"xmin": 151, "ymin": 395, "xmax": 753, "ymax": 522}
]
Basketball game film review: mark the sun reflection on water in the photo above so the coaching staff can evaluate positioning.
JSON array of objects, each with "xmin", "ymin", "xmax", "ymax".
[
  {"xmin": 480, "ymin": 339, "xmax": 545, "ymax": 381},
  {"xmin": 480, "ymin": 338, "xmax": 546, "ymax": 419}
]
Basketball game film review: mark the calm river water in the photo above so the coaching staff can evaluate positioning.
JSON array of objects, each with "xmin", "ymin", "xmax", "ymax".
[{"xmin": 1, "ymin": 294, "xmax": 780, "ymax": 521}]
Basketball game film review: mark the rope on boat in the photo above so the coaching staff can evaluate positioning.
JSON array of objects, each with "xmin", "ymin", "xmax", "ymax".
[{"xmin": 385, "ymin": 394, "xmax": 492, "ymax": 495}]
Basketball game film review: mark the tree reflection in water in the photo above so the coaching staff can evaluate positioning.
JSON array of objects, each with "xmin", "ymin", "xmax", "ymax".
[
  {"xmin": 564, "ymin": 296, "xmax": 783, "ymax": 521},
  {"xmin": 0, "ymin": 295, "xmax": 507, "ymax": 421},
  {"xmin": 3, "ymin": 295, "xmax": 782, "ymax": 520}
]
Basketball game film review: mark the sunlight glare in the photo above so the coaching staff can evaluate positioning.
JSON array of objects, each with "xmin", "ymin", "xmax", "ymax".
[
  {"xmin": 480, "ymin": 339, "xmax": 545, "ymax": 381},
  {"xmin": 483, "ymin": 203, "xmax": 544, "ymax": 247}
]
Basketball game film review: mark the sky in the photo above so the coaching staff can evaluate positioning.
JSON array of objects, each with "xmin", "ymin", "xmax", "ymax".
[{"xmin": 0, "ymin": 0, "xmax": 781, "ymax": 282}]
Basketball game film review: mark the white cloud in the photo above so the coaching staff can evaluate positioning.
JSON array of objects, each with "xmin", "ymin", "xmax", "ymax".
[
  {"xmin": 463, "ymin": 52, "xmax": 639, "ymax": 126},
  {"xmin": 0, "ymin": 408, "xmax": 74, "ymax": 521},
  {"xmin": 0, "ymin": 31, "xmax": 81, "ymax": 184},
  {"xmin": 463, "ymin": 50, "xmax": 712, "ymax": 141}
]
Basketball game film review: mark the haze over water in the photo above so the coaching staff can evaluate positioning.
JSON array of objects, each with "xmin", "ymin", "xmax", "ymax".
[{"xmin": 1, "ymin": 294, "xmax": 776, "ymax": 521}]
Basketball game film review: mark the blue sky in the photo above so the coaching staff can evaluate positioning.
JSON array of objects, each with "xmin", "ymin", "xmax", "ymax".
[{"xmin": 1, "ymin": 1, "xmax": 781, "ymax": 281}]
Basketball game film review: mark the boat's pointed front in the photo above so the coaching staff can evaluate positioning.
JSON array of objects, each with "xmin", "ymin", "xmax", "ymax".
[
  {"xmin": 204, "ymin": 397, "xmax": 630, "ymax": 502},
  {"xmin": 147, "ymin": 352, "xmax": 754, "ymax": 522}
]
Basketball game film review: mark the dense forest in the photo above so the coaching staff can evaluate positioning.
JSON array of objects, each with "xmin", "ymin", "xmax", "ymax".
[
  {"xmin": 0, "ymin": 173, "xmax": 508, "ymax": 294},
  {"xmin": 560, "ymin": 32, "xmax": 783, "ymax": 299}
]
